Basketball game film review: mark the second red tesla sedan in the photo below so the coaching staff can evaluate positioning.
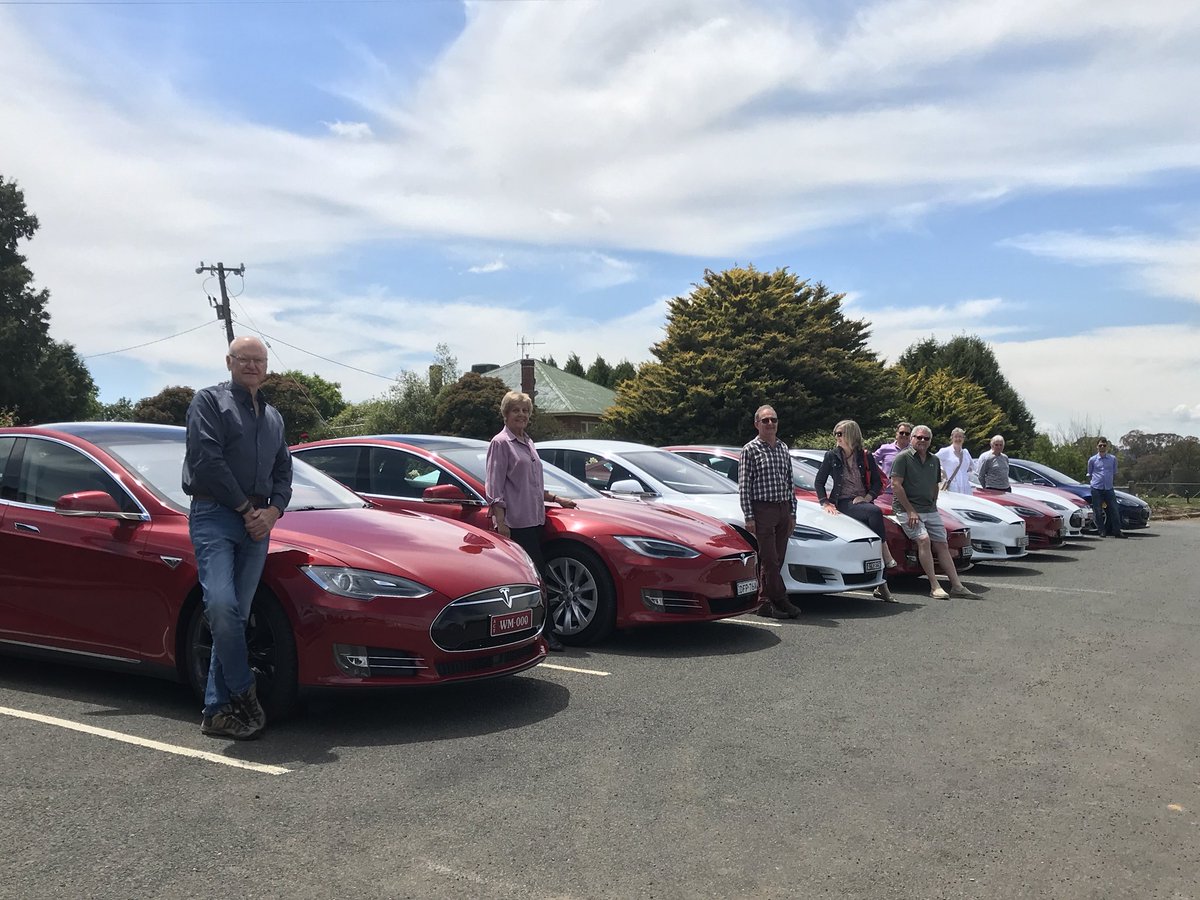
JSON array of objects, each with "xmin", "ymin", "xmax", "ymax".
[
  {"xmin": 292, "ymin": 435, "xmax": 760, "ymax": 645},
  {"xmin": 970, "ymin": 489, "xmax": 1065, "ymax": 550}
]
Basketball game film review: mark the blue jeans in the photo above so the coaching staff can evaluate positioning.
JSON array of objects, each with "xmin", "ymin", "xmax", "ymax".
[
  {"xmin": 189, "ymin": 500, "xmax": 270, "ymax": 716},
  {"xmin": 1091, "ymin": 488, "xmax": 1123, "ymax": 536}
]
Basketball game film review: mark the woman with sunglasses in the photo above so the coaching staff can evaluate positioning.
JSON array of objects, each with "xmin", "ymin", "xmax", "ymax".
[{"xmin": 814, "ymin": 419, "xmax": 897, "ymax": 601}]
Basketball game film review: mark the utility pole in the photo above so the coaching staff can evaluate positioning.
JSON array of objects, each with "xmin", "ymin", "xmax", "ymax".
[{"xmin": 196, "ymin": 261, "xmax": 245, "ymax": 346}]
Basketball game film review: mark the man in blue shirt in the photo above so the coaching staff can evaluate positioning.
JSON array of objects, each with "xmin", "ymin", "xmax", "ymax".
[
  {"xmin": 184, "ymin": 336, "xmax": 293, "ymax": 740},
  {"xmin": 1087, "ymin": 437, "xmax": 1124, "ymax": 538}
]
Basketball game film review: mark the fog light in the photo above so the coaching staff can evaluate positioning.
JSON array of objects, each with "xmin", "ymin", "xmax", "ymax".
[
  {"xmin": 334, "ymin": 643, "xmax": 370, "ymax": 677},
  {"xmin": 641, "ymin": 589, "xmax": 665, "ymax": 611}
]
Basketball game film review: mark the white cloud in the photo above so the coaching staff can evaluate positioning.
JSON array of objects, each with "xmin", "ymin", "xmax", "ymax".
[
  {"xmin": 1173, "ymin": 403, "xmax": 1200, "ymax": 421},
  {"xmin": 467, "ymin": 258, "xmax": 507, "ymax": 274},
  {"xmin": 323, "ymin": 120, "xmax": 374, "ymax": 140}
]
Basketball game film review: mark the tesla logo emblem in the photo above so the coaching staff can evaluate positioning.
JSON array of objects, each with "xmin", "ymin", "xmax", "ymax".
[
  {"xmin": 498, "ymin": 587, "xmax": 513, "ymax": 608},
  {"xmin": 739, "ymin": 553, "xmax": 754, "ymax": 566},
  {"xmin": 160, "ymin": 556, "xmax": 183, "ymax": 569}
]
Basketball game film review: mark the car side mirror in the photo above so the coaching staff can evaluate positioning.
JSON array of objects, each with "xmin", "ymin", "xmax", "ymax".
[
  {"xmin": 55, "ymin": 490, "xmax": 144, "ymax": 521},
  {"xmin": 423, "ymin": 484, "xmax": 468, "ymax": 503},
  {"xmin": 608, "ymin": 478, "xmax": 650, "ymax": 495}
]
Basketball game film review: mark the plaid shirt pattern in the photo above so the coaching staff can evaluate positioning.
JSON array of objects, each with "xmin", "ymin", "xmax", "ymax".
[{"xmin": 738, "ymin": 437, "xmax": 797, "ymax": 521}]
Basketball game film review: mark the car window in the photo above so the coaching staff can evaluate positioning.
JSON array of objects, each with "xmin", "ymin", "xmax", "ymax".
[
  {"xmin": 0, "ymin": 436, "xmax": 15, "ymax": 500},
  {"xmin": 13, "ymin": 438, "xmax": 138, "ymax": 511},
  {"xmin": 367, "ymin": 447, "xmax": 462, "ymax": 498},
  {"xmin": 621, "ymin": 450, "xmax": 738, "ymax": 494},
  {"xmin": 296, "ymin": 446, "xmax": 364, "ymax": 492}
]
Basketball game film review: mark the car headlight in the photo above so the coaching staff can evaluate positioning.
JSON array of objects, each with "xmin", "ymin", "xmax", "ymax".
[
  {"xmin": 1042, "ymin": 501, "xmax": 1067, "ymax": 511},
  {"xmin": 792, "ymin": 524, "xmax": 837, "ymax": 541},
  {"xmin": 955, "ymin": 509, "xmax": 1001, "ymax": 524},
  {"xmin": 302, "ymin": 566, "xmax": 433, "ymax": 600},
  {"xmin": 1011, "ymin": 505, "xmax": 1042, "ymax": 518},
  {"xmin": 613, "ymin": 536, "xmax": 701, "ymax": 559}
]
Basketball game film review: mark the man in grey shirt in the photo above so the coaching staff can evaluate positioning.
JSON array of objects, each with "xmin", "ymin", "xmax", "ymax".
[
  {"xmin": 184, "ymin": 336, "xmax": 292, "ymax": 740},
  {"xmin": 975, "ymin": 435, "xmax": 1012, "ymax": 491}
]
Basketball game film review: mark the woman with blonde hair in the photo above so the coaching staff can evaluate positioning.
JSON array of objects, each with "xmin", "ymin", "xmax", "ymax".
[
  {"xmin": 935, "ymin": 428, "xmax": 974, "ymax": 493},
  {"xmin": 814, "ymin": 419, "xmax": 897, "ymax": 601}
]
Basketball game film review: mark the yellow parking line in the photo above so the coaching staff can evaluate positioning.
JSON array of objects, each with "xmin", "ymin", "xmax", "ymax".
[
  {"xmin": 539, "ymin": 662, "xmax": 611, "ymax": 676},
  {"xmin": 0, "ymin": 705, "xmax": 291, "ymax": 775}
]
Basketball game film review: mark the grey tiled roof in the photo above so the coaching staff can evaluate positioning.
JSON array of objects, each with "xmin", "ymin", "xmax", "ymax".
[{"xmin": 484, "ymin": 360, "xmax": 616, "ymax": 417}]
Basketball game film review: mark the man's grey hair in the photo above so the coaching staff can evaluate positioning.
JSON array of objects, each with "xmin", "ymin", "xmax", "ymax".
[
  {"xmin": 990, "ymin": 434, "xmax": 1006, "ymax": 445},
  {"xmin": 755, "ymin": 405, "xmax": 777, "ymax": 423},
  {"xmin": 912, "ymin": 425, "xmax": 933, "ymax": 439}
]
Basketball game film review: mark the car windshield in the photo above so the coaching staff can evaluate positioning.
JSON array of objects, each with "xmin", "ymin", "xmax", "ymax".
[
  {"xmin": 97, "ymin": 434, "xmax": 366, "ymax": 512},
  {"xmin": 439, "ymin": 448, "xmax": 602, "ymax": 500},
  {"xmin": 791, "ymin": 460, "xmax": 817, "ymax": 491},
  {"xmin": 622, "ymin": 450, "xmax": 738, "ymax": 494}
]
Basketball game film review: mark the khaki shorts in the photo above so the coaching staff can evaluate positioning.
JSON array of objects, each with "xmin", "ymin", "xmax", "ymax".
[{"xmin": 896, "ymin": 510, "xmax": 947, "ymax": 543}]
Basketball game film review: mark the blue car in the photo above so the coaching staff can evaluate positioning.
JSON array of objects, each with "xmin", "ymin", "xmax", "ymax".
[{"xmin": 1007, "ymin": 458, "xmax": 1151, "ymax": 530}]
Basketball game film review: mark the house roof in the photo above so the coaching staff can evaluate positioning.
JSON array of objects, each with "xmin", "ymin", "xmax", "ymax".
[{"xmin": 484, "ymin": 360, "xmax": 616, "ymax": 417}]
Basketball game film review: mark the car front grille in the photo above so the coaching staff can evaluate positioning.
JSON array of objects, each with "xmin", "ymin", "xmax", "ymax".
[
  {"xmin": 430, "ymin": 583, "xmax": 543, "ymax": 652},
  {"xmin": 709, "ymin": 594, "xmax": 760, "ymax": 615},
  {"xmin": 435, "ymin": 643, "xmax": 543, "ymax": 677}
]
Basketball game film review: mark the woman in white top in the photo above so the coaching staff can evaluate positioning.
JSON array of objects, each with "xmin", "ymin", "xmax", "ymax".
[{"xmin": 935, "ymin": 428, "xmax": 974, "ymax": 493}]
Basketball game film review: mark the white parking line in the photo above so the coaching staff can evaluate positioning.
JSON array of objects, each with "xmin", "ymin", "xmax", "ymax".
[
  {"xmin": 720, "ymin": 616, "xmax": 785, "ymax": 628},
  {"xmin": 992, "ymin": 583, "xmax": 1116, "ymax": 595},
  {"xmin": 539, "ymin": 662, "xmax": 611, "ymax": 676},
  {"xmin": 0, "ymin": 705, "xmax": 291, "ymax": 775}
]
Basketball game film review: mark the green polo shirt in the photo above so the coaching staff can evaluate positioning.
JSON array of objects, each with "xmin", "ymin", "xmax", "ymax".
[{"xmin": 890, "ymin": 447, "xmax": 941, "ymax": 513}]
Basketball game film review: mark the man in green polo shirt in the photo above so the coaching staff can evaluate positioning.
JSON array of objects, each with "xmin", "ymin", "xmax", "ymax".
[{"xmin": 891, "ymin": 425, "xmax": 979, "ymax": 600}]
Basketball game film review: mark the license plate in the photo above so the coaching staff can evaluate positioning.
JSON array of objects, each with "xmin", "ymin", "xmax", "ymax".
[
  {"xmin": 961, "ymin": 546, "xmax": 973, "ymax": 558},
  {"xmin": 1017, "ymin": 536, "xmax": 1029, "ymax": 547},
  {"xmin": 736, "ymin": 578, "xmax": 758, "ymax": 595},
  {"xmin": 490, "ymin": 609, "xmax": 533, "ymax": 637},
  {"xmin": 864, "ymin": 558, "xmax": 882, "ymax": 572}
]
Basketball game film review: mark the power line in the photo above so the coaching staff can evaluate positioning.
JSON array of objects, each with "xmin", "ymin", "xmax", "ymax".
[
  {"xmin": 83, "ymin": 320, "xmax": 221, "ymax": 359},
  {"xmin": 242, "ymin": 327, "xmax": 400, "ymax": 382}
]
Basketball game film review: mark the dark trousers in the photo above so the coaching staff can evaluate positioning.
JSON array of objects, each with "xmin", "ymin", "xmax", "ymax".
[
  {"xmin": 836, "ymin": 497, "xmax": 886, "ymax": 541},
  {"xmin": 752, "ymin": 501, "xmax": 792, "ymax": 606},
  {"xmin": 508, "ymin": 525, "xmax": 547, "ymax": 574},
  {"xmin": 1091, "ymin": 488, "xmax": 1123, "ymax": 536}
]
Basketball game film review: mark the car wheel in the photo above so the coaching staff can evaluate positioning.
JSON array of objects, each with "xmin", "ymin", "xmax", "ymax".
[
  {"xmin": 542, "ymin": 543, "xmax": 616, "ymax": 645},
  {"xmin": 184, "ymin": 590, "xmax": 300, "ymax": 719}
]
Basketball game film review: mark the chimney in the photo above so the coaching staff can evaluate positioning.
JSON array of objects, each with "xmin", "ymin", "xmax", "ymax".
[
  {"xmin": 521, "ymin": 358, "xmax": 536, "ymax": 398},
  {"xmin": 471, "ymin": 363, "xmax": 500, "ymax": 374}
]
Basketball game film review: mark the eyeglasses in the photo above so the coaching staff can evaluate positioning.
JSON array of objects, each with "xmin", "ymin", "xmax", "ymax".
[
  {"xmin": 912, "ymin": 435, "xmax": 931, "ymax": 441},
  {"xmin": 897, "ymin": 431, "xmax": 911, "ymax": 436},
  {"xmin": 230, "ymin": 354, "xmax": 268, "ymax": 367},
  {"xmin": 834, "ymin": 431, "xmax": 844, "ymax": 437},
  {"xmin": 758, "ymin": 417, "xmax": 778, "ymax": 424}
]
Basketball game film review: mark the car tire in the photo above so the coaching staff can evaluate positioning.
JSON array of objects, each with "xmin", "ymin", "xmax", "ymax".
[
  {"xmin": 184, "ymin": 589, "xmax": 300, "ymax": 719},
  {"xmin": 542, "ymin": 543, "xmax": 616, "ymax": 646}
]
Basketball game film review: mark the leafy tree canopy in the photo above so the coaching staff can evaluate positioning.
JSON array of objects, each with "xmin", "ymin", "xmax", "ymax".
[
  {"xmin": 563, "ymin": 352, "xmax": 585, "ymax": 377},
  {"xmin": 1, "ymin": 175, "xmax": 98, "ymax": 423},
  {"xmin": 97, "ymin": 397, "xmax": 135, "ymax": 421},
  {"xmin": 610, "ymin": 360, "xmax": 636, "ymax": 388},
  {"xmin": 892, "ymin": 366, "xmax": 1008, "ymax": 453},
  {"xmin": 604, "ymin": 265, "xmax": 895, "ymax": 445},
  {"xmin": 133, "ymin": 386, "xmax": 195, "ymax": 426},
  {"xmin": 433, "ymin": 372, "xmax": 509, "ymax": 440},
  {"xmin": 275, "ymin": 370, "xmax": 345, "ymax": 421},
  {"xmin": 896, "ymin": 335, "xmax": 1036, "ymax": 453},
  {"xmin": 585, "ymin": 355, "xmax": 613, "ymax": 388}
]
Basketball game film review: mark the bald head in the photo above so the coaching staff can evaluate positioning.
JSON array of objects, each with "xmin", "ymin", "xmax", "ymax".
[{"xmin": 226, "ymin": 336, "xmax": 269, "ymax": 393}]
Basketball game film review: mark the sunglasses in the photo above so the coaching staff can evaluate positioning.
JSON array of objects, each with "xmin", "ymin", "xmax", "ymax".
[
  {"xmin": 912, "ymin": 435, "xmax": 930, "ymax": 441},
  {"xmin": 758, "ymin": 417, "xmax": 778, "ymax": 424},
  {"xmin": 834, "ymin": 430, "xmax": 844, "ymax": 437},
  {"xmin": 897, "ymin": 431, "xmax": 911, "ymax": 436}
]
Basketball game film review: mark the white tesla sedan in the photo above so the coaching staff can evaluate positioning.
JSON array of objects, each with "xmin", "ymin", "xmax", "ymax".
[
  {"xmin": 537, "ymin": 440, "xmax": 887, "ymax": 596},
  {"xmin": 790, "ymin": 449, "xmax": 1029, "ymax": 563},
  {"xmin": 969, "ymin": 474, "xmax": 1093, "ymax": 537}
]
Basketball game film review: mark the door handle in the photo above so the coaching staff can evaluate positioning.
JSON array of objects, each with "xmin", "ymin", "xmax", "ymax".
[{"xmin": 14, "ymin": 522, "xmax": 40, "ymax": 534}]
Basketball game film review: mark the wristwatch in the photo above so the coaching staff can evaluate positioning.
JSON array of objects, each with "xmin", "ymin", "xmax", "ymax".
[{"xmin": 236, "ymin": 500, "xmax": 253, "ymax": 515}]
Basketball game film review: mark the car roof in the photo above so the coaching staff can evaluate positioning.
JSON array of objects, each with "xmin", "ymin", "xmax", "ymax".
[
  {"xmin": 18, "ymin": 422, "xmax": 184, "ymax": 440},
  {"xmin": 369, "ymin": 434, "xmax": 488, "ymax": 450},
  {"xmin": 538, "ymin": 439, "xmax": 665, "ymax": 453},
  {"xmin": 664, "ymin": 445, "xmax": 741, "ymax": 455}
]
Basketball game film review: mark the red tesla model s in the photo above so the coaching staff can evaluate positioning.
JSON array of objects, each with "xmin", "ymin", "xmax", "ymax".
[
  {"xmin": 291, "ymin": 435, "xmax": 760, "ymax": 645},
  {"xmin": 0, "ymin": 423, "xmax": 547, "ymax": 715}
]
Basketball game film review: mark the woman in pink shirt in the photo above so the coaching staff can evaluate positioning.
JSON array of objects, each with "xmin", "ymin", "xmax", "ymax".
[{"xmin": 485, "ymin": 390, "xmax": 576, "ymax": 650}]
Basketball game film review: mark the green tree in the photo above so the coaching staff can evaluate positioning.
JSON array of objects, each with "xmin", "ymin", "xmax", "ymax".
[
  {"xmin": 585, "ymin": 355, "xmax": 614, "ymax": 388},
  {"xmin": 97, "ymin": 397, "xmax": 135, "ymax": 421},
  {"xmin": 893, "ymin": 366, "xmax": 1007, "ymax": 451},
  {"xmin": 1, "ymin": 175, "xmax": 99, "ymax": 423},
  {"xmin": 604, "ymin": 266, "xmax": 896, "ymax": 445},
  {"xmin": 275, "ymin": 370, "xmax": 345, "ymax": 420},
  {"xmin": 133, "ymin": 386, "xmax": 195, "ymax": 426},
  {"xmin": 897, "ymin": 335, "xmax": 1036, "ymax": 453},
  {"xmin": 540, "ymin": 354, "xmax": 558, "ymax": 367},
  {"xmin": 563, "ymin": 353, "xmax": 585, "ymax": 377},
  {"xmin": 610, "ymin": 360, "xmax": 636, "ymax": 388},
  {"xmin": 262, "ymin": 374, "xmax": 326, "ymax": 443},
  {"xmin": 433, "ymin": 372, "xmax": 509, "ymax": 440}
]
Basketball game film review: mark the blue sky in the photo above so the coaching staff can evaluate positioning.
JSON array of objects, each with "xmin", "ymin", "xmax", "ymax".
[{"xmin": 3, "ymin": 0, "xmax": 1199, "ymax": 441}]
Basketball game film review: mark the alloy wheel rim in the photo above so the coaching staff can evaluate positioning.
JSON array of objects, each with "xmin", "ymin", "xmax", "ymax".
[{"xmin": 544, "ymin": 557, "xmax": 599, "ymax": 635}]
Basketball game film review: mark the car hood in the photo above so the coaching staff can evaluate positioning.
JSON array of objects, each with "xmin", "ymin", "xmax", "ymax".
[
  {"xmin": 270, "ymin": 507, "xmax": 538, "ymax": 591},
  {"xmin": 1115, "ymin": 489, "xmax": 1149, "ymax": 508},
  {"xmin": 634, "ymin": 490, "xmax": 876, "ymax": 541},
  {"xmin": 561, "ymin": 497, "xmax": 750, "ymax": 555},
  {"xmin": 1009, "ymin": 485, "xmax": 1084, "ymax": 510},
  {"xmin": 938, "ymin": 492, "xmax": 1024, "ymax": 525}
]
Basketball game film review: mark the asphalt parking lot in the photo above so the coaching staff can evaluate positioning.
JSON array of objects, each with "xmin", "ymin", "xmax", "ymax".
[{"xmin": 1, "ymin": 522, "xmax": 1198, "ymax": 900}]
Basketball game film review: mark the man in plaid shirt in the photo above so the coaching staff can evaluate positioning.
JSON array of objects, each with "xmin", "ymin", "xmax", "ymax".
[{"xmin": 739, "ymin": 405, "xmax": 800, "ymax": 619}]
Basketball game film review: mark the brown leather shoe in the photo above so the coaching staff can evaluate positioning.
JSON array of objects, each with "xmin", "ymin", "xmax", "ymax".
[
  {"xmin": 774, "ymin": 596, "xmax": 802, "ymax": 618},
  {"xmin": 758, "ymin": 599, "xmax": 800, "ymax": 619}
]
